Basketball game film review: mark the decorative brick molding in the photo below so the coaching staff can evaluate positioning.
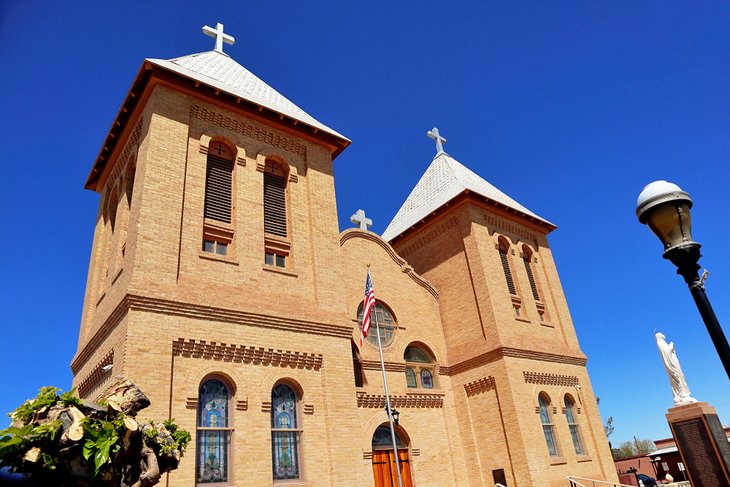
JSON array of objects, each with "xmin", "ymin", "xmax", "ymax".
[
  {"xmin": 363, "ymin": 451, "xmax": 373, "ymax": 460},
  {"xmin": 362, "ymin": 360, "xmax": 406, "ymax": 373},
  {"xmin": 340, "ymin": 230, "xmax": 439, "ymax": 301},
  {"xmin": 77, "ymin": 350, "xmax": 115, "ymax": 398},
  {"xmin": 72, "ymin": 294, "xmax": 350, "ymax": 374},
  {"xmin": 236, "ymin": 400, "xmax": 248, "ymax": 411},
  {"xmin": 172, "ymin": 338, "xmax": 323, "ymax": 371},
  {"xmin": 186, "ymin": 397, "xmax": 198, "ymax": 410},
  {"xmin": 523, "ymin": 371, "xmax": 579, "ymax": 387},
  {"xmin": 397, "ymin": 216, "xmax": 459, "ymax": 259},
  {"xmin": 485, "ymin": 214, "xmax": 541, "ymax": 243},
  {"xmin": 448, "ymin": 346, "xmax": 587, "ymax": 376},
  {"xmin": 437, "ymin": 366, "xmax": 452, "ymax": 376},
  {"xmin": 464, "ymin": 376, "xmax": 496, "ymax": 397},
  {"xmin": 411, "ymin": 449, "xmax": 421, "ymax": 457},
  {"xmin": 191, "ymin": 105, "xmax": 306, "ymax": 158},
  {"xmin": 105, "ymin": 119, "xmax": 143, "ymax": 191},
  {"xmin": 261, "ymin": 401, "xmax": 272, "ymax": 412},
  {"xmin": 303, "ymin": 404, "xmax": 314, "ymax": 415},
  {"xmin": 356, "ymin": 392, "xmax": 443, "ymax": 409}
]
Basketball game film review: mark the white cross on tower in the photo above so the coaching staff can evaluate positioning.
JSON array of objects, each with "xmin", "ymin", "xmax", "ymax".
[
  {"xmin": 427, "ymin": 127, "xmax": 447, "ymax": 155},
  {"xmin": 350, "ymin": 209, "xmax": 373, "ymax": 231},
  {"xmin": 203, "ymin": 22, "xmax": 235, "ymax": 54}
]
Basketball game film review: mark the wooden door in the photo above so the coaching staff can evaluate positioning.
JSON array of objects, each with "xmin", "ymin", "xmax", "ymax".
[{"xmin": 372, "ymin": 449, "xmax": 413, "ymax": 487}]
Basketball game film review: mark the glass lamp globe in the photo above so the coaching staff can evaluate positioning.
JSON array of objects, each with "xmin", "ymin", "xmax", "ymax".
[{"xmin": 636, "ymin": 180, "xmax": 695, "ymax": 253}]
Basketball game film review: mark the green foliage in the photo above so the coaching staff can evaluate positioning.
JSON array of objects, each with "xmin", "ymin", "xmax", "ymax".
[
  {"xmin": 164, "ymin": 419, "xmax": 191, "ymax": 453},
  {"xmin": 611, "ymin": 438, "xmax": 657, "ymax": 459},
  {"xmin": 60, "ymin": 388, "xmax": 82, "ymax": 407},
  {"xmin": 9, "ymin": 386, "xmax": 61, "ymax": 424},
  {"xmin": 82, "ymin": 418, "xmax": 121, "ymax": 478}
]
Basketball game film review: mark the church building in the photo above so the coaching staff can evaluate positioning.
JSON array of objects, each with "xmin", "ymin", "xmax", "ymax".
[{"xmin": 71, "ymin": 23, "xmax": 618, "ymax": 486}]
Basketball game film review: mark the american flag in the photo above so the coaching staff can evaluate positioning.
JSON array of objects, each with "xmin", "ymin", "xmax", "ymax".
[{"xmin": 360, "ymin": 268, "xmax": 376, "ymax": 346}]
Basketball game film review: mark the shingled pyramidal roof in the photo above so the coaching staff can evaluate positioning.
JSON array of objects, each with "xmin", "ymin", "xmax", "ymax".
[
  {"xmin": 381, "ymin": 151, "xmax": 555, "ymax": 241},
  {"xmin": 147, "ymin": 50, "xmax": 348, "ymax": 141}
]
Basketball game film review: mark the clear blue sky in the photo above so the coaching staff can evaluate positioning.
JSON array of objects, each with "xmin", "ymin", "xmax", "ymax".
[{"xmin": 1, "ymin": 1, "xmax": 729, "ymax": 446}]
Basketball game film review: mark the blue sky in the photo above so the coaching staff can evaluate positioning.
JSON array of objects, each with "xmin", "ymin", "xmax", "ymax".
[{"xmin": 1, "ymin": 1, "xmax": 729, "ymax": 446}]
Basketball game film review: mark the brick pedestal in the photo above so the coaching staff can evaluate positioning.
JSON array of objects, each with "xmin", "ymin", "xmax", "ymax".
[{"xmin": 666, "ymin": 402, "xmax": 730, "ymax": 487}]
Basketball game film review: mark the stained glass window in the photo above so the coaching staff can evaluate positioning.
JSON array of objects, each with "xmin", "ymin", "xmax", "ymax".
[
  {"xmin": 372, "ymin": 425, "xmax": 404, "ymax": 449},
  {"xmin": 358, "ymin": 302, "xmax": 396, "ymax": 347},
  {"xmin": 420, "ymin": 369, "xmax": 434, "ymax": 389},
  {"xmin": 565, "ymin": 396, "xmax": 584, "ymax": 455},
  {"xmin": 197, "ymin": 379, "xmax": 230, "ymax": 484},
  {"xmin": 405, "ymin": 368, "xmax": 417, "ymax": 388},
  {"xmin": 404, "ymin": 347, "xmax": 431, "ymax": 363},
  {"xmin": 271, "ymin": 384, "xmax": 300, "ymax": 481},
  {"xmin": 539, "ymin": 394, "xmax": 558, "ymax": 457}
]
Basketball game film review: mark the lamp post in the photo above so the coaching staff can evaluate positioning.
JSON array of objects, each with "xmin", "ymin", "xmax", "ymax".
[{"xmin": 636, "ymin": 180, "xmax": 730, "ymax": 380}]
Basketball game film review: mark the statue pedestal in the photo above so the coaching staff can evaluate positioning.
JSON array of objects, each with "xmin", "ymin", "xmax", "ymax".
[{"xmin": 666, "ymin": 402, "xmax": 730, "ymax": 487}]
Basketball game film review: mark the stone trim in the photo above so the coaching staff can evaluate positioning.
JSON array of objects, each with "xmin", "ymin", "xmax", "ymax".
[
  {"xmin": 448, "ymin": 346, "xmax": 586, "ymax": 376},
  {"xmin": 356, "ymin": 392, "xmax": 443, "ymax": 409},
  {"xmin": 191, "ymin": 105, "xmax": 306, "ymax": 158},
  {"xmin": 72, "ymin": 294, "xmax": 350, "ymax": 373},
  {"xmin": 77, "ymin": 350, "xmax": 115, "ymax": 398},
  {"xmin": 464, "ymin": 376, "xmax": 496, "ymax": 397},
  {"xmin": 172, "ymin": 338, "xmax": 323, "ymax": 371},
  {"xmin": 523, "ymin": 371, "xmax": 579, "ymax": 387},
  {"xmin": 339, "ymin": 230, "xmax": 439, "ymax": 301}
]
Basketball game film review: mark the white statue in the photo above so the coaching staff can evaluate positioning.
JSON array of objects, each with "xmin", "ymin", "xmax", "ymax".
[{"xmin": 655, "ymin": 332, "xmax": 697, "ymax": 406}]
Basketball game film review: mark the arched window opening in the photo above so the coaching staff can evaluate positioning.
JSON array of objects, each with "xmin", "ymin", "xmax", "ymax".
[
  {"xmin": 203, "ymin": 140, "xmax": 234, "ymax": 256},
  {"xmin": 404, "ymin": 345, "xmax": 436, "ymax": 389},
  {"xmin": 371, "ymin": 424, "xmax": 406, "ymax": 450},
  {"xmin": 565, "ymin": 395, "xmax": 584, "ymax": 455},
  {"xmin": 197, "ymin": 378, "xmax": 231, "ymax": 484},
  {"xmin": 271, "ymin": 383, "xmax": 301, "ymax": 481},
  {"xmin": 405, "ymin": 368, "xmax": 417, "ymax": 388},
  {"xmin": 522, "ymin": 246, "xmax": 540, "ymax": 302},
  {"xmin": 351, "ymin": 340, "xmax": 364, "ymax": 388},
  {"xmin": 263, "ymin": 158, "xmax": 290, "ymax": 268},
  {"xmin": 498, "ymin": 238, "xmax": 516, "ymax": 295},
  {"xmin": 358, "ymin": 301, "xmax": 396, "ymax": 347},
  {"xmin": 538, "ymin": 394, "xmax": 559, "ymax": 457}
]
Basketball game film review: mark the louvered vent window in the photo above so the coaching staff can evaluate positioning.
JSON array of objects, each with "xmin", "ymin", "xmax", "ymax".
[
  {"xmin": 264, "ymin": 160, "xmax": 287, "ymax": 237},
  {"xmin": 524, "ymin": 257, "xmax": 540, "ymax": 301},
  {"xmin": 499, "ymin": 241, "xmax": 517, "ymax": 295},
  {"xmin": 204, "ymin": 142, "xmax": 234, "ymax": 224}
]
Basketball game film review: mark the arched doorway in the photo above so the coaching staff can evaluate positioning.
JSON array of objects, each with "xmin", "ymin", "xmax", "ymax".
[{"xmin": 371, "ymin": 424, "xmax": 414, "ymax": 487}]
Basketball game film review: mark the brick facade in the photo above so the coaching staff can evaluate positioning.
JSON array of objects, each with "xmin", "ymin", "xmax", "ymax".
[{"xmin": 72, "ymin": 55, "xmax": 618, "ymax": 486}]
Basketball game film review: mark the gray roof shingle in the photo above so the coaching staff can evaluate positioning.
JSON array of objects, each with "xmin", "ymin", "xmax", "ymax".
[{"xmin": 381, "ymin": 152, "xmax": 554, "ymax": 241}]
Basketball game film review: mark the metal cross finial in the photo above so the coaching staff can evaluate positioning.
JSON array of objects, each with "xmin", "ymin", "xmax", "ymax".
[
  {"xmin": 350, "ymin": 209, "xmax": 373, "ymax": 231},
  {"xmin": 202, "ymin": 22, "xmax": 235, "ymax": 53},
  {"xmin": 427, "ymin": 127, "xmax": 447, "ymax": 155}
]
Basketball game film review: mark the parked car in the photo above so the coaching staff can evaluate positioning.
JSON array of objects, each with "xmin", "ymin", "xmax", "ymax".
[{"xmin": 636, "ymin": 473, "xmax": 658, "ymax": 487}]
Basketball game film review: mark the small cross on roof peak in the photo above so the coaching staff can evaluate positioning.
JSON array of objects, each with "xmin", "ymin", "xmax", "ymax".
[
  {"xmin": 427, "ymin": 127, "xmax": 447, "ymax": 155},
  {"xmin": 350, "ymin": 209, "xmax": 373, "ymax": 231},
  {"xmin": 202, "ymin": 22, "xmax": 235, "ymax": 54}
]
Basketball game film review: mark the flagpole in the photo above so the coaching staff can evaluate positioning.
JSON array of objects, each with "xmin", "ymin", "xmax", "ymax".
[{"xmin": 373, "ymin": 299, "xmax": 404, "ymax": 487}]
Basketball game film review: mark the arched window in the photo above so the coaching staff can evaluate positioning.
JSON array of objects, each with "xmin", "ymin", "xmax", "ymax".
[
  {"xmin": 271, "ymin": 383, "xmax": 301, "ymax": 481},
  {"xmin": 565, "ymin": 395, "xmax": 584, "ymax": 455},
  {"xmin": 197, "ymin": 378, "xmax": 232, "ymax": 484},
  {"xmin": 522, "ymin": 245, "xmax": 540, "ymax": 301},
  {"xmin": 351, "ymin": 340, "xmax": 364, "ymax": 388},
  {"xmin": 358, "ymin": 301, "xmax": 396, "ymax": 347},
  {"xmin": 203, "ymin": 140, "xmax": 234, "ymax": 256},
  {"xmin": 538, "ymin": 393, "xmax": 559, "ymax": 457},
  {"xmin": 404, "ymin": 345, "xmax": 436, "ymax": 389},
  {"xmin": 263, "ymin": 158, "xmax": 289, "ymax": 268},
  {"xmin": 405, "ymin": 368, "xmax": 417, "ymax": 388},
  {"xmin": 371, "ymin": 424, "xmax": 405, "ymax": 449},
  {"xmin": 498, "ymin": 238, "xmax": 516, "ymax": 295}
]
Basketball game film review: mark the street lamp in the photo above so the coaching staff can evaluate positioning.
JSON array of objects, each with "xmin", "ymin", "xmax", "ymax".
[
  {"xmin": 636, "ymin": 180, "xmax": 730, "ymax": 379},
  {"xmin": 385, "ymin": 406, "xmax": 400, "ymax": 426}
]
